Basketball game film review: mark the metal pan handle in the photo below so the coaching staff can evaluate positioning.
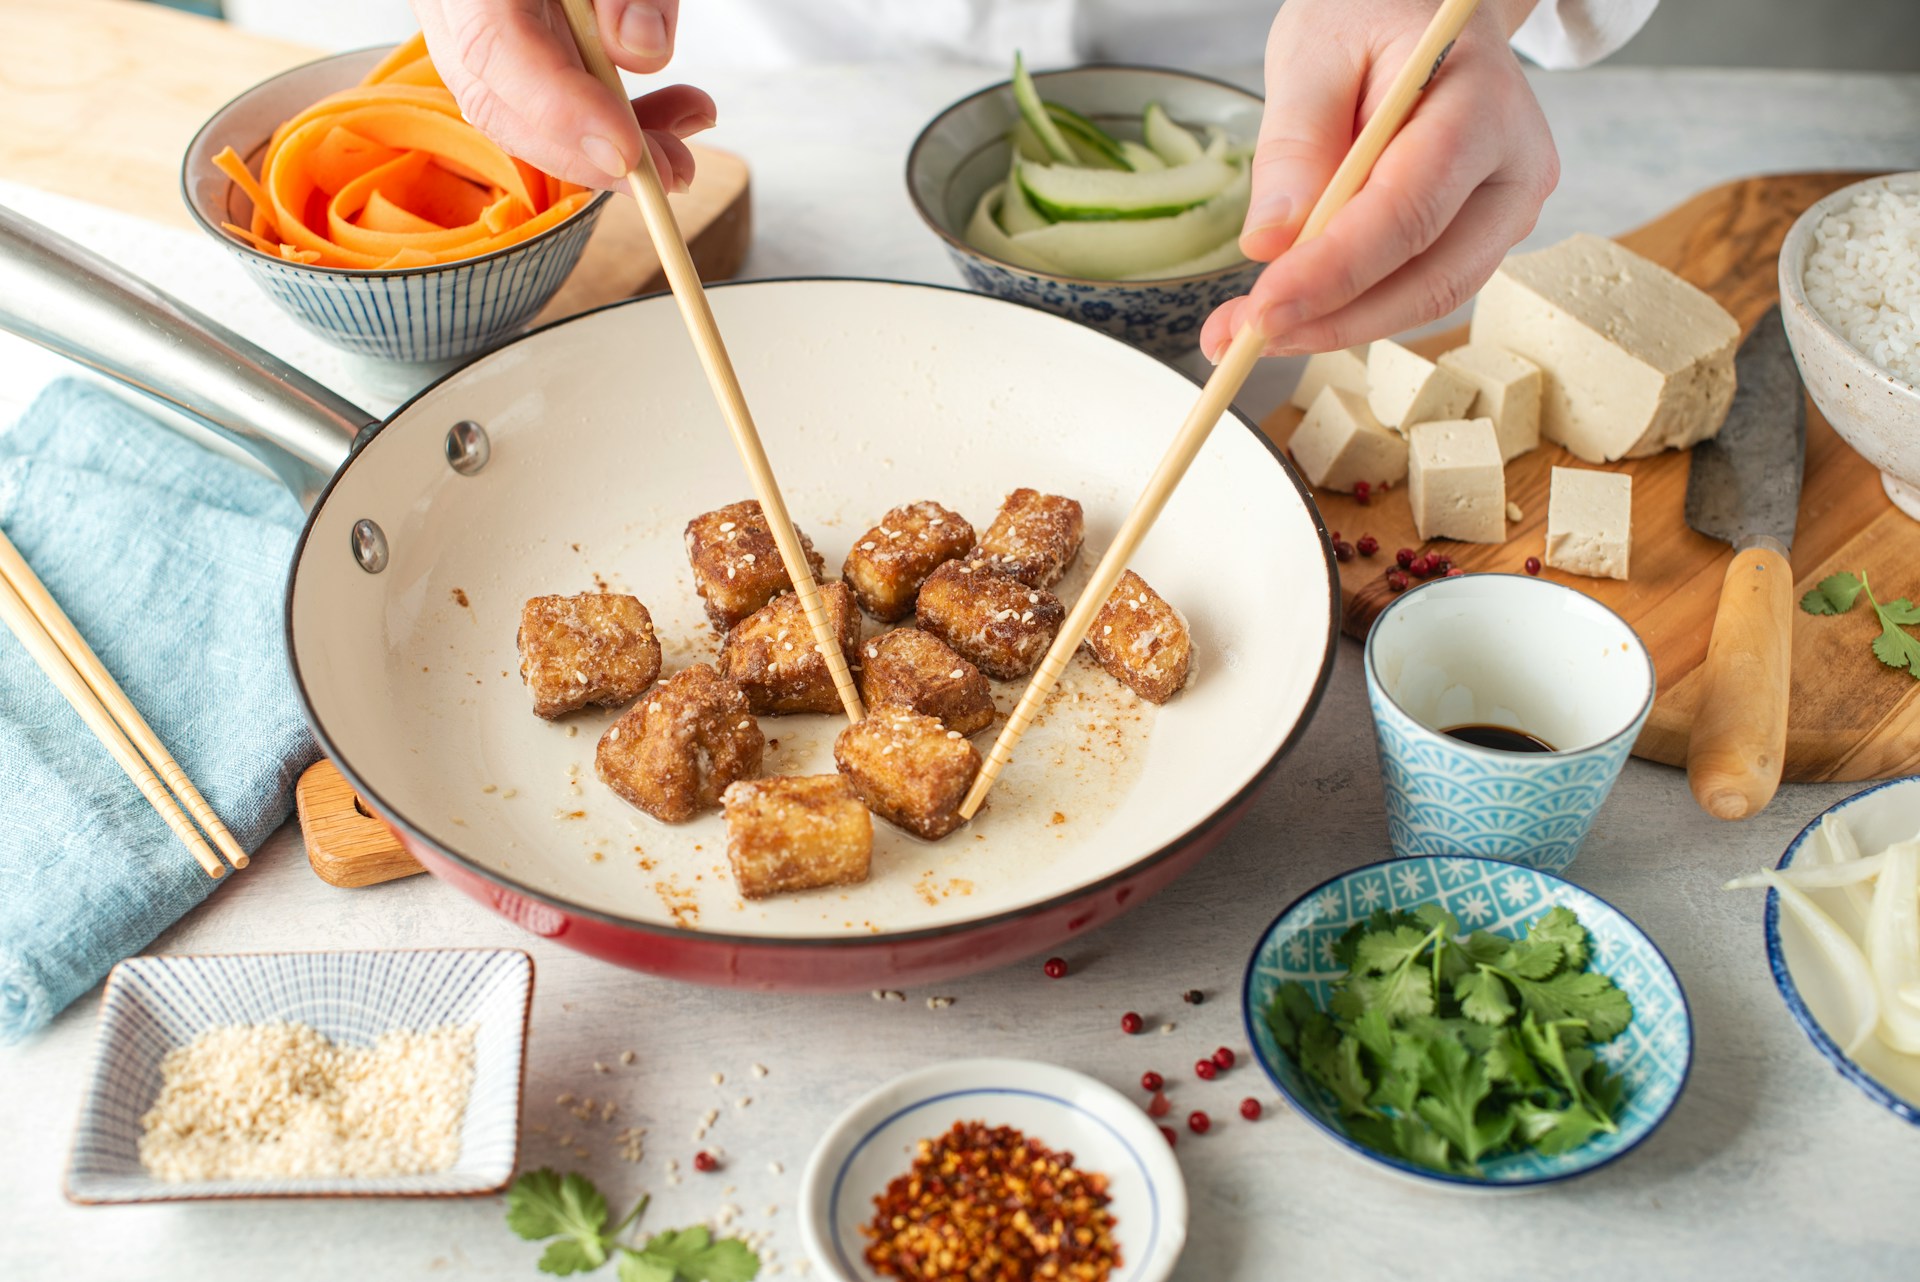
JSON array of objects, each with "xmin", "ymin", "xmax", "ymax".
[{"xmin": 0, "ymin": 205, "xmax": 377, "ymax": 509}]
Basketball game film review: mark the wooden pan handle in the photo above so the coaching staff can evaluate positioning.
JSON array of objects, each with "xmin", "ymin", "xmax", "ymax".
[
  {"xmin": 1686, "ymin": 542, "xmax": 1794, "ymax": 820},
  {"xmin": 295, "ymin": 759, "xmax": 422, "ymax": 887}
]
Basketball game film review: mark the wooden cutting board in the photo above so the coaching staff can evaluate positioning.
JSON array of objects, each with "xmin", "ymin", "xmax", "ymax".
[{"xmin": 1265, "ymin": 170, "xmax": 1920, "ymax": 785}]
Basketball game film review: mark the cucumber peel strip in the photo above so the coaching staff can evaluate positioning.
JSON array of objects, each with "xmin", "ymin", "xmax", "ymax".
[
  {"xmin": 1011, "ymin": 54, "xmax": 1075, "ymax": 164},
  {"xmin": 1018, "ymin": 154, "xmax": 1237, "ymax": 222}
]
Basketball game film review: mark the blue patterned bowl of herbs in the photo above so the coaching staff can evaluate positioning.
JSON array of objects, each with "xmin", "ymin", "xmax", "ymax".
[{"xmin": 1242, "ymin": 855, "xmax": 1692, "ymax": 1189}]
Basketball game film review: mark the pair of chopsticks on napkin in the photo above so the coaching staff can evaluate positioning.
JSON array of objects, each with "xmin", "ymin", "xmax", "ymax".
[
  {"xmin": 0, "ymin": 531, "xmax": 246, "ymax": 879},
  {"xmin": 559, "ymin": 0, "xmax": 1481, "ymax": 813}
]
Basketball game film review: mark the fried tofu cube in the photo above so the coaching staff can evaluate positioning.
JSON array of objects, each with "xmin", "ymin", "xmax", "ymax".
[
  {"xmin": 841, "ymin": 500, "xmax": 976, "ymax": 621},
  {"xmin": 857, "ymin": 628, "xmax": 995, "ymax": 736},
  {"xmin": 1087, "ymin": 570, "xmax": 1192, "ymax": 704},
  {"xmin": 718, "ymin": 581, "xmax": 862, "ymax": 715},
  {"xmin": 517, "ymin": 593, "xmax": 662, "ymax": 719},
  {"xmin": 973, "ymin": 488, "xmax": 1084, "ymax": 588},
  {"xmin": 721, "ymin": 774, "xmax": 873, "ymax": 900},
  {"xmin": 915, "ymin": 559, "xmax": 1064, "ymax": 680},
  {"xmin": 595, "ymin": 664, "xmax": 763, "ymax": 822},
  {"xmin": 833, "ymin": 706, "xmax": 980, "ymax": 840},
  {"xmin": 685, "ymin": 500, "xmax": 829, "ymax": 631}
]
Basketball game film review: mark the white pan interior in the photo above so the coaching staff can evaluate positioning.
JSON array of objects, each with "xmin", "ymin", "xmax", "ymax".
[{"xmin": 290, "ymin": 280, "xmax": 1334, "ymax": 939}]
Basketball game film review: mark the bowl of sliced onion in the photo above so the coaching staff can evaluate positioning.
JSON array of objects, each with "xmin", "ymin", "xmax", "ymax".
[
  {"xmin": 907, "ymin": 59, "xmax": 1264, "ymax": 360},
  {"xmin": 182, "ymin": 37, "xmax": 610, "ymax": 363},
  {"xmin": 1728, "ymin": 777, "xmax": 1920, "ymax": 1125}
]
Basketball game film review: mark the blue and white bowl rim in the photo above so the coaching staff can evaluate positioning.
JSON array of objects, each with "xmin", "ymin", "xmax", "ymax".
[
  {"xmin": 1766, "ymin": 775, "xmax": 1920, "ymax": 1126},
  {"xmin": 1239, "ymin": 852, "xmax": 1696, "ymax": 1189},
  {"xmin": 180, "ymin": 43, "xmax": 613, "ymax": 279}
]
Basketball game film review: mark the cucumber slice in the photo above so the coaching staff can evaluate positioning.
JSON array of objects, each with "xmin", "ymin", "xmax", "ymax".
[
  {"xmin": 1010, "ymin": 119, "xmax": 1053, "ymax": 163},
  {"xmin": 965, "ymin": 182, "xmax": 1061, "ymax": 272},
  {"xmin": 1009, "ymin": 162, "xmax": 1251, "ymax": 277},
  {"xmin": 1118, "ymin": 140, "xmax": 1166, "ymax": 172},
  {"xmin": 997, "ymin": 153, "xmax": 1050, "ymax": 234},
  {"xmin": 1119, "ymin": 235, "xmax": 1250, "ymax": 281},
  {"xmin": 1046, "ymin": 103, "xmax": 1129, "ymax": 169},
  {"xmin": 1018, "ymin": 154, "xmax": 1236, "ymax": 222},
  {"xmin": 1011, "ymin": 53, "xmax": 1075, "ymax": 164},
  {"xmin": 1143, "ymin": 102, "xmax": 1204, "ymax": 166},
  {"xmin": 1204, "ymin": 126, "xmax": 1229, "ymax": 161}
]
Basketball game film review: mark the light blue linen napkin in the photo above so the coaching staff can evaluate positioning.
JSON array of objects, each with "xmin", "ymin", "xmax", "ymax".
[{"xmin": 0, "ymin": 378, "xmax": 318, "ymax": 1043}]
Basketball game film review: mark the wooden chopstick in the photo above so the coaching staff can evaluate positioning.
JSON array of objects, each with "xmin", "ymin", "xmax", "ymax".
[
  {"xmin": 555, "ymin": 0, "xmax": 865, "ymax": 725},
  {"xmin": 0, "ymin": 528, "xmax": 248, "ymax": 870},
  {"xmin": 960, "ymin": 0, "xmax": 1485, "ymax": 819},
  {"xmin": 0, "ymin": 565, "xmax": 225, "ymax": 879}
]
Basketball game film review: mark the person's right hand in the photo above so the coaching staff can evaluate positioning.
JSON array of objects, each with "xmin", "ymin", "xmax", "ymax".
[{"xmin": 410, "ymin": 0, "xmax": 714, "ymax": 191}]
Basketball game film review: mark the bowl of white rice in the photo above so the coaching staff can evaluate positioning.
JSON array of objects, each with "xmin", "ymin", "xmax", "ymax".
[{"xmin": 1781, "ymin": 172, "xmax": 1920, "ymax": 519}]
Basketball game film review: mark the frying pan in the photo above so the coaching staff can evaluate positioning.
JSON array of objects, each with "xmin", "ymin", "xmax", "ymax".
[{"xmin": 0, "ymin": 208, "xmax": 1338, "ymax": 989}]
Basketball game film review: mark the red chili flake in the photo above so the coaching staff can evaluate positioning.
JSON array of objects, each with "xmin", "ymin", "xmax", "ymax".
[
  {"xmin": 1240, "ymin": 1098, "xmax": 1263, "ymax": 1121},
  {"xmin": 1211, "ymin": 1047, "xmax": 1235, "ymax": 1070},
  {"xmin": 1120, "ymin": 1012, "xmax": 1144, "ymax": 1035},
  {"xmin": 1044, "ymin": 957, "xmax": 1068, "ymax": 979},
  {"xmin": 1194, "ymin": 1058, "xmax": 1217, "ymax": 1081},
  {"xmin": 1140, "ymin": 1070, "xmax": 1164, "ymax": 1093},
  {"xmin": 862, "ymin": 1120, "xmax": 1121, "ymax": 1281},
  {"xmin": 1159, "ymin": 1125, "xmax": 1177, "ymax": 1148},
  {"xmin": 1187, "ymin": 1110, "xmax": 1211, "ymax": 1134},
  {"xmin": 1386, "ymin": 570, "xmax": 1409, "ymax": 593},
  {"xmin": 1356, "ymin": 535, "xmax": 1379, "ymax": 557},
  {"xmin": 1525, "ymin": 556, "xmax": 1542, "ymax": 576}
]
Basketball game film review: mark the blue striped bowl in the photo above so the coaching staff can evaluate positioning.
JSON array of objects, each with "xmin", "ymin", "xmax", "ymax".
[
  {"xmin": 182, "ymin": 47, "xmax": 610, "ymax": 363},
  {"xmin": 66, "ymin": 948, "xmax": 533, "ymax": 1203}
]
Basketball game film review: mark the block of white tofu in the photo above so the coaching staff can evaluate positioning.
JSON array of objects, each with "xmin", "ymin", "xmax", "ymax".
[
  {"xmin": 1367, "ymin": 340, "xmax": 1476, "ymax": 430},
  {"xmin": 1408, "ymin": 419, "xmax": 1505, "ymax": 543},
  {"xmin": 1287, "ymin": 387, "xmax": 1409, "ymax": 493},
  {"xmin": 1288, "ymin": 345, "xmax": 1370, "ymax": 410},
  {"xmin": 1544, "ymin": 466, "xmax": 1633, "ymax": 580},
  {"xmin": 1468, "ymin": 233, "xmax": 1739, "ymax": 463},
  {"xmin": 1437, "ymin": 344, "xmax": 1542, "ymax": 462}
]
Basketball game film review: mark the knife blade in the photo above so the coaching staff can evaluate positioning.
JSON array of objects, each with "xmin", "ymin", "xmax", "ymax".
[{"xmin": 1682, "ymin": 304, "xmax": 1806, "ymax": 822}]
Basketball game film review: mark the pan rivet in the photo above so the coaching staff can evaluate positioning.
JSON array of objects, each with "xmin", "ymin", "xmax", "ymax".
[
  {"xmin": 445, "ymin": 420, "xmax": 491, "ymax": 475},
  {"xmin": 351, "ymin": 519, "xmax": 389, "ymax": 574}
]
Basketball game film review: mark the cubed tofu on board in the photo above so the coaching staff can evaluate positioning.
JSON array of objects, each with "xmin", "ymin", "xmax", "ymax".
[
  {"xmin": 857, "ymin": 628, "xmax": 995, "ymax": 736},
  {"xmin": 833, "ymin": 705, "xmax": 981, "ymax": 841},
  {"xmin": 1367, "ymin": 340, "xmax": 1475, "ymax": 430},
  {"xmin": 1087, "ymin": 570, "xmax": 1192, "ymax": 705},
  {"xmin": 915, "ymin": 558, "xmax": 1065, "ymax": 680},
  {"xmin": 722, "ymin": 774, "xmax": 873, "ymax": 900},
  {"xmin": 1545, "ymin": 466, "xmax": 1633, "ymax": 580},
  {"xmin": 1407, "ymin": 418, "xmax": 1506, "ymax": 544},
  {"xmin": 685, "ymin": 500, "xmax": 829, "ymax": 631},
  {"xmin": 1288, "ymin": 345, "xmax": 1370, "ymax": 410},
  {"xmin": 842, "ymin": 500, "xmax": 975, "ymax": 621},
  {"xmin": 718, "ymin": 581, "xmax": 862, "ymax": 715},
  {"xmin": 596, "ymin": 664, "xmax": 764, "ymax": 823},
  {"xmin": 1288, "ymin": 387, "xmax": 1409, "ymax": 493},
  {"xmin": 1436, "ymin": 343, "xmax": 1542, "ymax": 462},
  {"xmin": 517, "ymin": 593, "xmax": 662, "ymax": 719},
  {"xmin": 974, "ymin": 488, "xmax": 1084, "ymax": 589}
]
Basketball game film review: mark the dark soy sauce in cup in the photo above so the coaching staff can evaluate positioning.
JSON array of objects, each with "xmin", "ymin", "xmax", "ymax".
[{"xmin": 1443, "ymin": 723, "xmax": 1556, "ymax": 754}]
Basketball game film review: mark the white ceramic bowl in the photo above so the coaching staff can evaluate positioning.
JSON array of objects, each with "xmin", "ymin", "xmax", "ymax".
[
  {"xmin": 799, "ymin": 1058, "xmax": 1186, "ymax": 1281},
  {"xmin": 1778, "ymin": 172, "xmax": 1920, "ymax": 519},
  {"xmin": 906, "ymin": 65, "xmax": 1264, "ymax": 360},
  {"xmin": 1766, "ymin": 777, "xmax": 1920, "ymax": 1125},
  {"xmin": 65, "ymin": 948, "xmax": 533, "ymax": 1202},
  {"xmin": 182, "ymin": 46, "xmax": 610, "ymax": 363}
]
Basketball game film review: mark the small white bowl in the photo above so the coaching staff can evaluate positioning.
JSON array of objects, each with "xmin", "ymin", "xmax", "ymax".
[
  {"xmin": 1767, "ymin": 777, "xmax": 1920, "ymax": 1125},
  {"xmin": 1778, "ymin": 172, "xmax": 1920, "ymax": 519},
  {"xmin": 800, "ymin": 1058, "xmax": 1187, "ymax": 1282},
  {"xmin": 182, "ymin": 46, "xmax": 610, "ymax": 363},
  {"xmin": 65, "ymin": 948, "xmax": 533, "ymax": 1203}
]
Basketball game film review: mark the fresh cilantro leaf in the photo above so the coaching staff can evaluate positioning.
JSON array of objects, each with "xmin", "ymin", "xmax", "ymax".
[
  {"xmin": 1801, "ymin": 571, "xmax": 1865, "ymax": 615},
  {"xmin": 617, "ymin": 1255, "xmax": 678, "ymax": 1282},
  {"xmin": 1525, "ymin": 906, "xmax": 1591, "ymax": 971},
  {"xmin": 508, "ymin": 1170, "xmax": 614, "ymax": 1274},
  {"xmin": 1483, "ymin": 1027, "xmax": 1547, "ymax": 1093},
  {"xmin": 1412, "ymin": 903, "xmax": 1460, "ymax": 941},
  {"xmin": 1884, "ymin": 596, "xmax": 1920, "ymax": 626},
  {"xmin": 1414, "ymin": 1039, "xmax": 1514, "ymax": 1167},
  {"xmin": 634, "ymin": 1228, "xmax": 760, "ymax": 1282},
  {"xmin": 1497, "ymin": 936, "xmax": 1563, "ymax": 980},
  {"xmin": 1354, "ymin": 925, "xmax": 1434, "ymax": 976},
  {"xmin": 541, "ymin": 1242, "xmax": 609, "ymax": 1277},
  {"xmin": 1456, "ymin": 931, "xmax": 1510, "ymax": 967},
  {"xmin": 1511, "ymin": 1101, "xmax": 1612, "ymax": 1156},
  {"xmin": 1301, "ymin": 1023, "xmax": 1376, "ymax": 1117},
  {"xmin": 1455, "ymin": 968, "xmax": 1515, "ymax": 1026},
  {"xmin": 1871, "ymin": 616, "xmax": 1920, "ymax": 675},
  {"xmin": 1350, "ymin": 1004, "xmax": 1396, "ymax": 1060},
  {"xmin": 1265, "ymin": 981, "xmax": 1319, "ymax": 1052},
  {"xmin": 1368, "ymin": 1032, "xmax": 1426, "ymax": 1115},
  {"xmin": 1586, "ymin": 1059, "xmax": 1627, "ymax": 1120},
  {"xmin": 1388, "ymin": 1115, "xmax": 1456, "ymax": 1172},
  {"xmin": 1348, "ymin": 966, "xmax": 1436, "ymax": 1022},
  {"xmin": 1493, "ymin": 969, "xmax": 1632, "ymax": 1043}
]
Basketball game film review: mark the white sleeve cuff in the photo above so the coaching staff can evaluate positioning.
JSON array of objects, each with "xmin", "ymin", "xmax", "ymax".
[{"xmin": 1510, "ymin": 0, "xmax": 1661, "ymax": 69}]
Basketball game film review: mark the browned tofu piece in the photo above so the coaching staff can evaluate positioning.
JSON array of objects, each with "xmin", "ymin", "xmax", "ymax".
[
  {"xmin": 973, "ymin": 488, "xmax": 1085, "ymax": 588},
  {"xmin": 914, "ymin": 559, "xmax": 1064, "ymax": 680},
  {"xmin": 841, "ymin": 500, "xmax": 976, "ymax": 621},
  {"xmin": 1086, "ymin": 570, "xmax": 1193, "ymax": 704},
  {"xmin": 857, "ymin": 628, "xmax": 994, "ymax": 736},
  {"xmin": 685, "ymin": 500, "xmax": 829, "ymax": 631},
  {"xmin": 833, "ymin": 706, "xmax": 980, "ymax": 840},
  {"xmin": 717, "ymin": 581, "xmax": 862, "ymax": 715},
  {"xmin": 595, "ymin": 664, "xmax": 764, "ymax": 822},
  {"xmin": 722, "ymin": 775, "xmax": 873, "ymax": 900},
  {"xmin": 517, "ymin": 593, "xmax": 662, "ymax": 719}
]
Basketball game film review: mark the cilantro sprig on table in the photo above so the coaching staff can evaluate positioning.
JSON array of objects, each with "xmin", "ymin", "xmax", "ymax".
[
  {"xmin": 506, "ymin": 1169, "xmax": 759, "ymax": 1281},
  {"xmin": 1266, "ymin": 904, "xmax": 1634, "ymax": 1175},
  {"xmin": 1800, "ymin": 570, "xmax": 1920, "ymax": 678}
]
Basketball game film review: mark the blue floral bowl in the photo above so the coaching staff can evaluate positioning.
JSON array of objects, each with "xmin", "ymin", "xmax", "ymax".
[
  {"xmin": 906, "ymin": 65, "xmax": 1264, "ymax": 361},
  {"xmin": 1242, "ymin": 855, "xmax": 1692, "ymax": 1190},
  {"xmin": 182, "ymin": 47, "xmax": 609, "ymax": 363}
]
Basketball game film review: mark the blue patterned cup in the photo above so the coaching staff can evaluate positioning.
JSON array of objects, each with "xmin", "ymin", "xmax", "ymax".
[{"xmin": 1364, "ymin": 575, "xmax": 1654, "ymax": 873}]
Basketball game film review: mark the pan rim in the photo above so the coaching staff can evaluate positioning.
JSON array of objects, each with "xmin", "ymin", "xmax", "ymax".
[{"xmin": 284, "ymin": 275, "xmax": 1340, "ymax": 948}]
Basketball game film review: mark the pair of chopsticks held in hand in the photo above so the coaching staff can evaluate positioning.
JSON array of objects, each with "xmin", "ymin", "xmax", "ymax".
[
  {"xmin": 554, "ymin": 0, "xmax": 1482, "ymax": 817},
  {"xmin": 0, "ymin": 530, "xmax": 246, "ymax": 879}
]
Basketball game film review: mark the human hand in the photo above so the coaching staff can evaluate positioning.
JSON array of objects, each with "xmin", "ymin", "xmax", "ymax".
[
  {"xmin": 410, "ymin": 0, "xmax": 714, "ymax": 191},
  {"xmin": 1202, "ymin": 0, "xmax": 1557, "ymax": 359}
]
